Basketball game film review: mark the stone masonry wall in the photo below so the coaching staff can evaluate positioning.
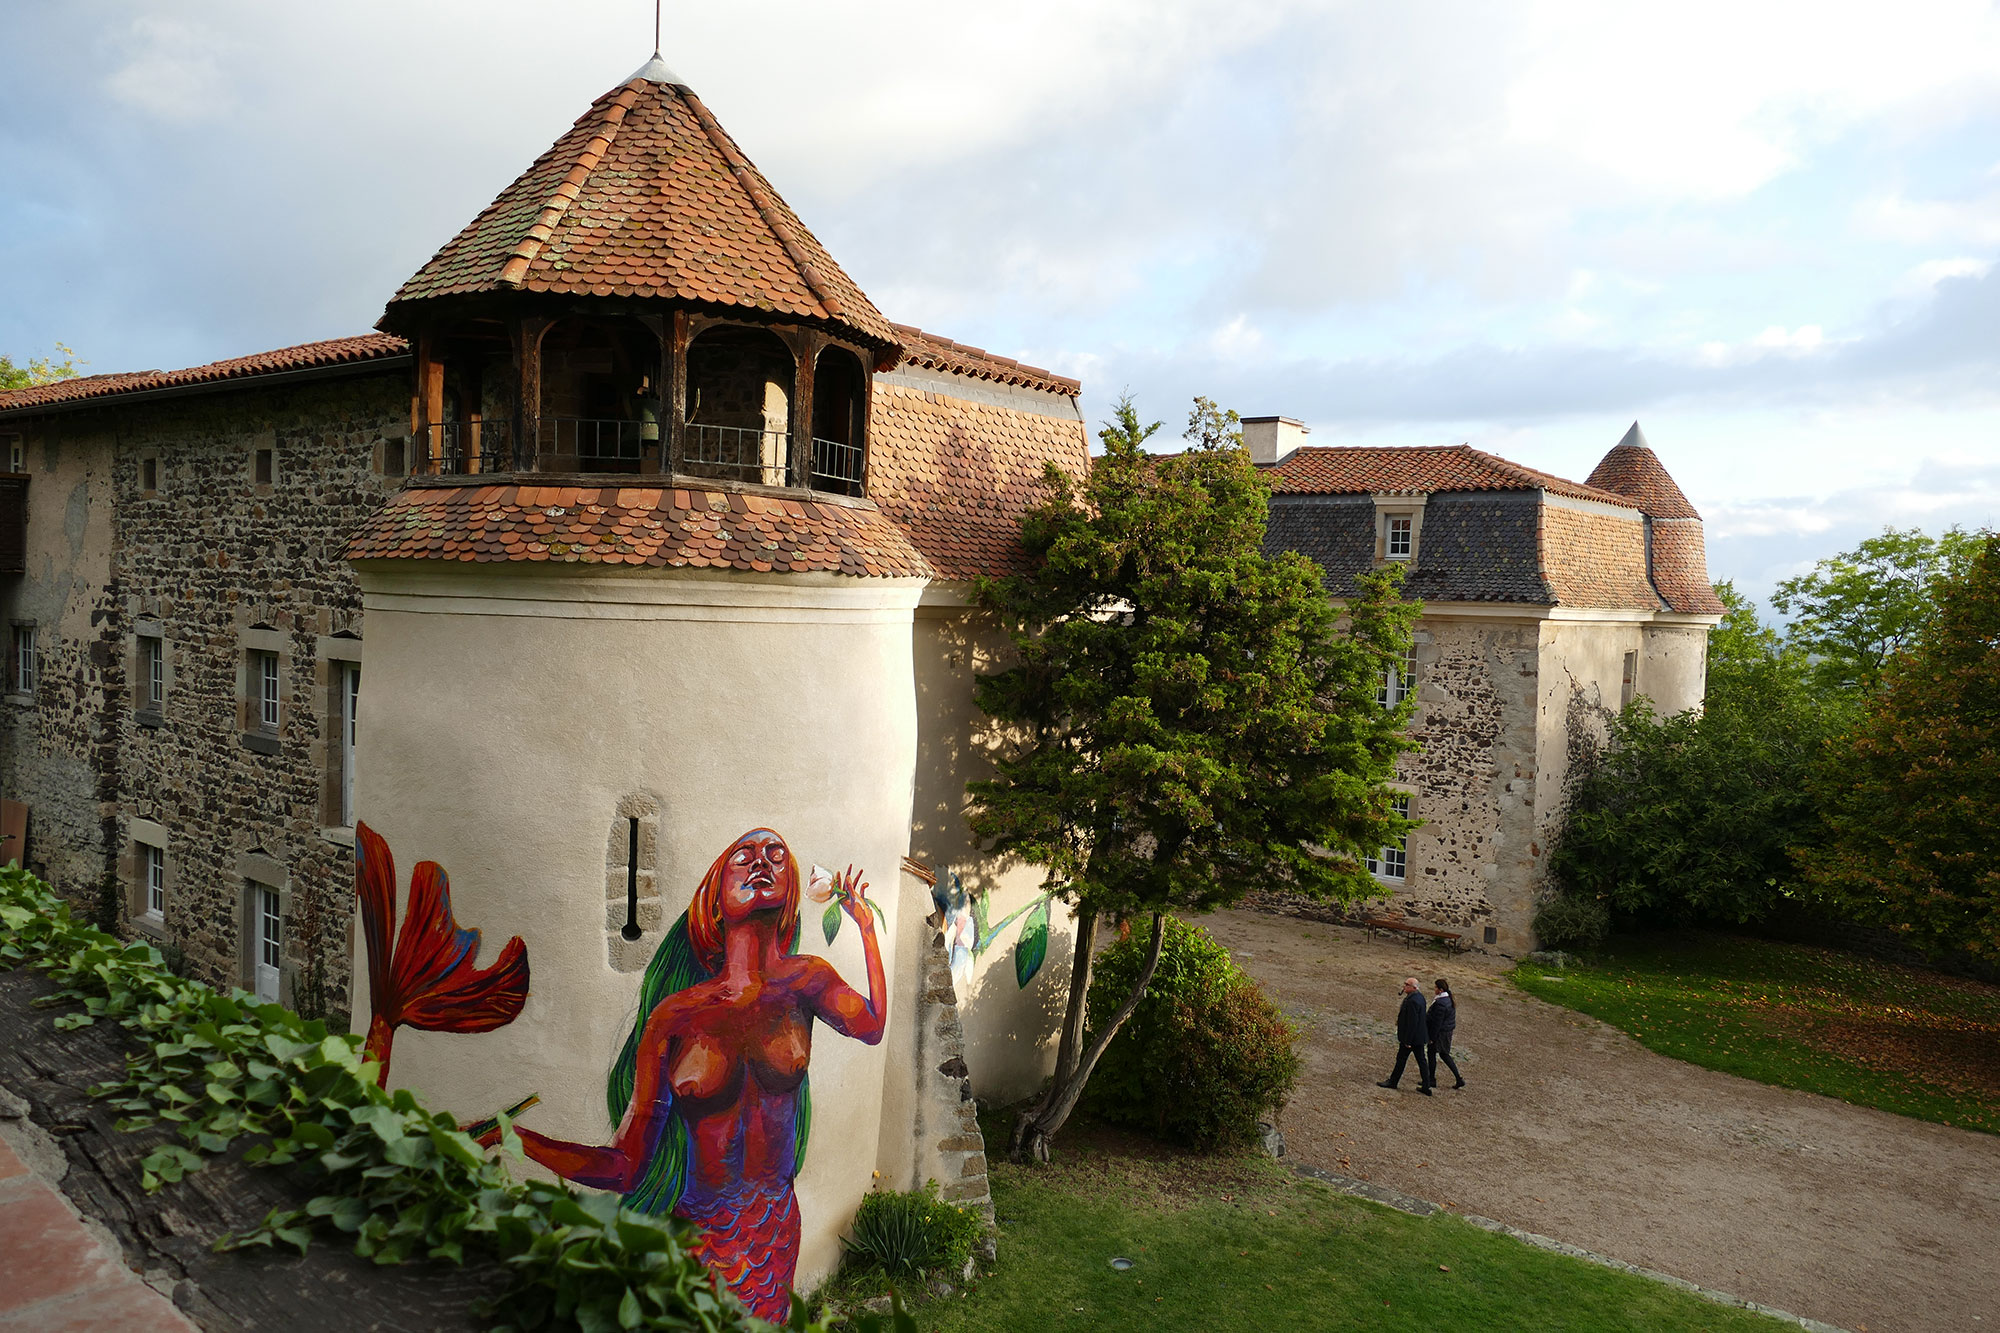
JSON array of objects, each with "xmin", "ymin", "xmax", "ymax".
[
  {"xmin": 912, "ymin": 913, "xmax": 994, "ymax": 1218},
  {"xmin": 0, "ymin": 414, "xmax": 119, "ymax": 910},
  {"xmin": 1392, "ymin": 616, "xmax": 1543, "ymax": 951},
  {"xmin": 3, "ymin": 372, "xmax": 408, "ymax": 1021}
]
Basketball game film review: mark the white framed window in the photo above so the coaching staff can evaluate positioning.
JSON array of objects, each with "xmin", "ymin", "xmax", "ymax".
[
  {"xmin": 254, "ymin": 884, "xmax": 282, "ymax": 1003},
  {"xmin": 6, "ymin": 436, "xmax": 24, "ymax": 472},
  {"xmin": 253, "ymin": 650, "xmax": 279, "ymax": 731},
  {"xmin": 142, "ymin": 842, "xmax": 165, "ymax": 919},
  {"xmin": 11, "ymin": 624, "xmax": 36, "ymax": 695},
  {"xmin": 1378, "ymin": 643, "xmax": 1417, "ymax": 707},
  {"xmin": 1386, "ymin": 514, "xmax": 1414, "ymax": 559},
  {"xmin": 1621, "ymin": 649, "xmax": 1639, "ymax": 708},
  {"xmin": 339, "ymin": 663, "xmax": 360, "ymax": 827},
  {"xmin": 1367, "ymin": 794, "xmax": 1411, "ymax": 882},
  {"xmin": 140, "ymin": 635, "xmax": 164, "ymax": 709}
]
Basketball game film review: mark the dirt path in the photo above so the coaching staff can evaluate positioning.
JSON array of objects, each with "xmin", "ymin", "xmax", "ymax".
[{"xmin": 1207, "ymin": 909, "xmax": 2000, "ymax": 1333}]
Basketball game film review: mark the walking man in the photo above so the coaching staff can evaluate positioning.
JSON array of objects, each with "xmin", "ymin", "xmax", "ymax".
[
  {"xmin": 1429, "ymin": 977, "xmax": 1465, "ymax": 1089},
  {"xmin": 1377, "ymin": 976, "xmax": 1434, "ymax": 1095}
]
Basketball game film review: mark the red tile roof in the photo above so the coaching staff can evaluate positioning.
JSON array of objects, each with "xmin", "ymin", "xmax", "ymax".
[
  {"xmin": 890, "ymin": 326, "xmax": 1080, "ymax": 397},
  {"xmin": 1648, "ymin": 518, "xmax": 1727, "ymax": 614},
  {"xmin": 348, "ymin": 481, "xmax": 933, "ymax": 579},
  {"xmin": 1585, "ymin": 425, "xmax": 1701, "ymax": 519},
  {"xmin": 0, "ymin": 335, "xmax": 408, "ymax": 415},
  {"xmin": 868, "ymin": 382, "xmax": 1089, "ymax": 581},
  {"xmin": 1268, "ymin": 444, "xmax": 1639, "ymax": 509},
  {"xmin": 386, "ymin": 73, "xmax": 898, "ymax": 357}
]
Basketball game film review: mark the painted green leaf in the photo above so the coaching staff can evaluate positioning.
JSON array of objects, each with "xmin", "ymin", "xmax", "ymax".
[
  {"xmin": 822, "ymin": 902, "xmax": 842, "ymax": 946},
  {"xmin": 1014, "ymin": 899, "xmax": 1050, "ymax": 988}
]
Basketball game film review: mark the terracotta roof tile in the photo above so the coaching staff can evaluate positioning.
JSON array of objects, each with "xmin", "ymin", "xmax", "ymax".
[
  {"xmin": 890, "ymin": 325, "xmax": 1080, "ymax": 397},
  {"xmin": 1585, "ymin": 424, "xmax": 1702, "ymax": 519},
  {"xmin": 1268, "ymin": 444, "xmax": 1638, "ymax": 509},
  {"xmin": 868, "ymin": 382, "xmax": 1088, "ymax": 582},
  {"xmin": 387, "ymin": 73, "xmax": 897, "ymax": 356},
  {"xmin": 1648, "ymin": 518, "xmax": 1727, "ymax": 614},
  {"xmin": 348, "ymin": 481, "xmax": 932, "ymax": 579},
  {"xmin": 0, "ymin": 335, "xmax": 408, "ymax": 415}
]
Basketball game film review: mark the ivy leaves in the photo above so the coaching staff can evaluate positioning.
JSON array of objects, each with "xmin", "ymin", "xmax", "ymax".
[{"xmin": 0, "ymin": 865, "xmax": 865, "ymax": 1332}]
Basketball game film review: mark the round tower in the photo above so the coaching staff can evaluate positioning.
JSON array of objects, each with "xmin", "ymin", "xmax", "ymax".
[{"xmin": 348, "ymin": 55, "xmax": 931, "ymax": 1310}]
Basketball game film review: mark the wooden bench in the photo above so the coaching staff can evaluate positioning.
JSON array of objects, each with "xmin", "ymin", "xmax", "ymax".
[{"xmin": 1363, "ymin": 916, "xmax": 1467, "ymax": 952}]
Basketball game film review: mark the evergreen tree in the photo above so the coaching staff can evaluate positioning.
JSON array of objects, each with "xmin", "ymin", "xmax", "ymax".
[
  {"xmin": 1800, "ymin": 535, "xmax": 2000, "ymax": 961},
  {"xmin": 969, "ymin": 396, "xmax": 1417, "ymax": 1161}
]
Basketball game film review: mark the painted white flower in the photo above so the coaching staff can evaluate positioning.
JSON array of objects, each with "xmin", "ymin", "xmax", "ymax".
[{"xmin": 807, "ymin": 864, "xmax": 837, "ymax": 903}]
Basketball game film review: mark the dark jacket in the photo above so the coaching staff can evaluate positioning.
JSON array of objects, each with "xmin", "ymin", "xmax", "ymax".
[
  {"xmin": 1427, "ymin": 991, "xmax": 1456, "ymax": 1042},
  {"xmin": 1396, "ymin": 989, "xmax": 1428, "ymax": 1046}
]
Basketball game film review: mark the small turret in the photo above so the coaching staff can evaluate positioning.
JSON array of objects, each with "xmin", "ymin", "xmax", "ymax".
[{"xmin": 1587, "ymin": 423, "xmax": 1723, "ymax": 615}]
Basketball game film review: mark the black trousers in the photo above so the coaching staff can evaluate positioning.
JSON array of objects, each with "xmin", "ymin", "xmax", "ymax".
[
  {"xmin": 1430, "ymin": 1035, "xmax": 1462, "ymax": 1085},
  {"xmin": 1385, "ymin": 1042, "xmax": 1433, "ymax": 1087}
]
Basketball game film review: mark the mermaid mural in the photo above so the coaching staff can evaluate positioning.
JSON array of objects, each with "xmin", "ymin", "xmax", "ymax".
[{"xmin": 477, "ymin": 828, "xmax": 886, "ymax": 1320}]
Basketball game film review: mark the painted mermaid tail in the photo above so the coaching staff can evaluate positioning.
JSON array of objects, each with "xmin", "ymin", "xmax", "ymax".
[{"xmin": 676, "ymin": 1181, "xmax": 802, "ymax": 1322}]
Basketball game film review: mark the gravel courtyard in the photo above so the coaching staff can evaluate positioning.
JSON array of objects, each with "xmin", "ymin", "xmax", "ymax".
[{"xmin": 1206, "ymin": 909, "xmax": 2000, "ymax": 1333}]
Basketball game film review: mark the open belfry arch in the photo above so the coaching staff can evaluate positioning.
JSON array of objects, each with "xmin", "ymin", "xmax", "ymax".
[{"xmin": 383, "ymin": 53, "xmax": 898, "ymax": 495}]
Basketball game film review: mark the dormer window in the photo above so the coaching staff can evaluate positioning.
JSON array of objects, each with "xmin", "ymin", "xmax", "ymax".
[
  {"xmin": 1386, "ymin": 515, "xmax": 1413, "ymax": 559},
  {"xmin": 1372, "ymin": 494, "xmax": 1428, "ymax": 565}
]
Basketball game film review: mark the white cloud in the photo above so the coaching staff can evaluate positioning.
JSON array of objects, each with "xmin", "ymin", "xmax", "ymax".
[{"xmin": 103, "ymin": 17, "xmax": 231, "ymax": 123}]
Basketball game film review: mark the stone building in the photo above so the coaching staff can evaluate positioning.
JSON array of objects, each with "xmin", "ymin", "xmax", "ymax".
[
  {"xmin": 1249, "ymin": 417, "xmax": 1725, "ymax": 950},
  {"xmin": 0, "ymin": 53, "xmax": 1089, "ymax": 1302}
]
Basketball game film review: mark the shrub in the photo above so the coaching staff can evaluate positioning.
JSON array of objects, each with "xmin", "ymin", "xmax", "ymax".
[
  {"xmin": 1082, "ymin": 916, "xmax": 1300, "ymax": 1150},
  {"xmin": 1532, "ymin": 893, "xmax": 1610, "ymax": 952},
  {"xmin": 841, "ymin": 1182, "xmax": 985, "ymax": 1280}
]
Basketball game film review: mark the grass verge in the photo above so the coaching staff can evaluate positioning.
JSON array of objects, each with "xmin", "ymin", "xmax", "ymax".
[
  {"xmin": 1510, "ymin": 931, "xmax": 2000, "ymax": 1134},
  {"xmin": 885, "ymin": 1119, "xmax": 1793, "ymax": 1333}
]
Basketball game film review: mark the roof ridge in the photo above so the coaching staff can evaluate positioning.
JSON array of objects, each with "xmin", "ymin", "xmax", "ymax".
[
  {"xmin": 497, "ymin": 83, "xmax": 644, "ymax": 288},
  {"xmin": 675, "ymin": 87, "xmax": 840, "ymax": 320}
]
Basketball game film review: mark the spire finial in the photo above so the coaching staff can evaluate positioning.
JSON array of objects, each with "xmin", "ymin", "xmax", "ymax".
[{"xmin": 654, "ymin": 0, "xmax": 661, "ymax": 54}]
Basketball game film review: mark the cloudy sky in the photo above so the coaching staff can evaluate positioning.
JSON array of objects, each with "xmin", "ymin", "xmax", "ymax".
[{"xmin": 4, "ymin": 1, "xmax": 1999, "ymax": 604}]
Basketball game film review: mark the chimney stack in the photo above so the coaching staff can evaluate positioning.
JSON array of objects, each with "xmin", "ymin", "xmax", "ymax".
[{"xmin": 1241, "ymin": 416, "xmax": 1310, "ymax": 466}]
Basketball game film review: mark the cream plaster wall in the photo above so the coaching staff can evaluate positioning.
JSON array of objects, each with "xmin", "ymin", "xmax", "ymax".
[
  {"xmin": 1640, "ymin": 622, "xmax": 1710, "ymax": 717},
  {"xmin": 907, "ymin": 600, "xmax": 1074, "ymax": 1104},
  {"xmin": 1532, "ymin": 618, "xmax": 1642, "ymax": 844},
  {"xmin": 351, "ymin": 561, "xmax": 927, "ymax": 1293}
]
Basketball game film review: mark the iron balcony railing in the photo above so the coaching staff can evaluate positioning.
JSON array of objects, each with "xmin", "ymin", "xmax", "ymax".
[
  {"xmin": 809, "ymin": 436, "xmax": 865, "ymax": 495},
  {"xmin": 410, "ymin": 421, "xmax": 515, "ymax": 476},
  {"xmin": 535, "ymin": 417, "xmax": 657, "ymax": 474},
  {"xmin": 684, "ymin": 423, "xmax": 792, "ymax": 486},
  {"xmin": 405, "ymin": 417, "xmax": 865, "ymax": 494}
]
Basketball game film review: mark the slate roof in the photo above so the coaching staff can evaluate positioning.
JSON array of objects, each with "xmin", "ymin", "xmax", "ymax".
[
  {"xmin": 1268, "ymin": 444, "xmax": 1638, "ymax": 509},
  {"xmin": 385, "ymin": 66, "xmax": 897, "ymax": 357},
  {"xmin": 0, "ymin": 336, "xmax": 407, "ymax": 416},
  {"xmin": 891, "ymin": 326, "xmax": 1080, "ymax": 397},
  {"xmin": 869, "ymin": 381, "xmax": 1088, "ymax": 582},
  {"xmin": 1585, "ymin": 423, "xmax": 1701, "ymax": 519},
  {"xmin": 348, "ymin": 481, "xmax": 933, "ymax": 579},
  {"xmin": 1265, "ymin": 492, "xmax": 1555, "ymax": 604}
]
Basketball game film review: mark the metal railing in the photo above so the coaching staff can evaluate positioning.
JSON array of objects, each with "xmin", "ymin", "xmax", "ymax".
[
  {"xmin": 809, "ymin": 436, "xmax": 865, "ymax": 495},
  {"xmin": 400, "ymin": 417, "xmax": 868, "ymax": 495},
  {"xmin": 410, "ymin": 421, "xmax": 514, "ymax": 476},
  {"xmin": 535, "ymin": 417, "xmax": 656, "ymax": 474},
  {"xmin": 683, "ymin": 423, "xmax": 792, "ymax": 486}
]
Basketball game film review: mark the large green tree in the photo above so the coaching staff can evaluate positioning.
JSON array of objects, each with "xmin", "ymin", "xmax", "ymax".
[
  {"xmin": 0, "ymin": 342, "xmax": 81, "ymax": 392},
  {"xmin": 1550, "ymin": 583, "xmax": 1849, "ymax": 924},
  {"xmin": 1772, "ymin": 526, "xmax": 1982, "ymax": 693},
  {"xmin": 969, "ymin": 396, "xmax": 1417, "ymax": 1162},
  {"xmin": 1799, "ymin": 535, "xmax": 2000, "ymax": 961}
]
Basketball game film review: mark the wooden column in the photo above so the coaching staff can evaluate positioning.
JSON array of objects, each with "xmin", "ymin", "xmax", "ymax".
[
  {"xmin": 414, "ymin": 329, "xmax": 445, "ymax": 474},
  {"xmin": 667, "ymin": 310, "xmax": 691, "ymax": 480},
  {"xmin": 461, "ymin": 356, "xmax": 485, "ymax": 472},
  {"xmin": 512, "ymin": 316, "xmax": 551, "ymax": 473},
  {"xmin": 792, "ymin": 331, "xmax": 824, "ymax": 490}
]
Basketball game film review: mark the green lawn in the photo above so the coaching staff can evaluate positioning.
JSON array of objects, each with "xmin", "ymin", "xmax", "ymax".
[
  {"xmin": 857, "ymin": 1123, "xmax": 1792, "ymax": 1333},
  {"xmin": 1510, "ymin": 931, "xmax": 2000, "ymax": 1135}
]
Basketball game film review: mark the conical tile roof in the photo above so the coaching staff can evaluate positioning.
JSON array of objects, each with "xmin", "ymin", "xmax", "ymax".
[
  {"xmin": 1585, "ymin": 423, "xmax": 1701, "ymax": 519},
  {"xmin": 384, "ymin": 62, "xmax": 898, "ymax": 358}
]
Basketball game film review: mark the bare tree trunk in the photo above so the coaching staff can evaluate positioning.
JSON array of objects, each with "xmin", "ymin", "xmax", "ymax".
[
  {"xmin": 1011, "ymin": 911, "xmax": 1166, "ymax": 1163},
  {"xmin": 1049, "ymin": 909, "xmax": 1097, "ymax": 1089}
]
